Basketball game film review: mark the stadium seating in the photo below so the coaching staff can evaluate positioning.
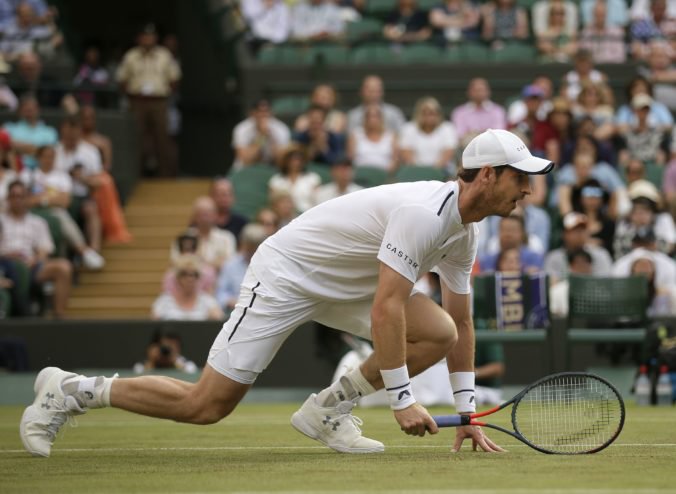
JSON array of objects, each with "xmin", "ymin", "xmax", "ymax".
[
  {"xmin": 354, "ymin": 166, "xmax": 390, "ymax": 188},
  {"xmin": 229, "ymin": 164, "xmax": 277, "ymax": 220},
  {"xmin": 346, "ymin": 18, "xmax": 384, "ymax": 43},
  {"xmin": 491, "ymin": 42, "xmax": 538, "ymax": 63},
  {"xmin": 307, "ymin": 162, "xmax": 333, "ymax": 184},
  {"xmin": 394, "ymin": 166, "xmax": 446, "ymax": 183}
]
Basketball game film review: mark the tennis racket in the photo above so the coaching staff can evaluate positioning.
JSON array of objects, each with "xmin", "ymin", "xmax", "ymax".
[{"xmin": 432, "ymin": 372, "xmax": 625, "ymax": 454}]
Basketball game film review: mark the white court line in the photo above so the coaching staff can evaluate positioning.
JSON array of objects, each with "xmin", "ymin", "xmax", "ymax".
[{"xmin": 1, "ymin": 443, "xmax": 675, "ymax": 454}]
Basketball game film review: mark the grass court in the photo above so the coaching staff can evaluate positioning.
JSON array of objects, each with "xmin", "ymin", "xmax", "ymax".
[{"xmin": 1, "ymin": 403, "xmax": 675, "ymax": 493}]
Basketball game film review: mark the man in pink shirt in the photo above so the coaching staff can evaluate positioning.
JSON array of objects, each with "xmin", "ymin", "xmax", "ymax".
[{"xmin": 451, "ymin": 78, "xmax": 507, "ymax": 145}]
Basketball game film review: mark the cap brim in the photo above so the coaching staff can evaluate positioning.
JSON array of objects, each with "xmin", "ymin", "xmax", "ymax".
[{"xmin": 508, "ymin": 156, "xmax": 555, "ymax": 175}]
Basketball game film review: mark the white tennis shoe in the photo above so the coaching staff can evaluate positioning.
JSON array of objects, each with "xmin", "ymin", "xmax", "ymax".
[
  {"xmin": 20, "ymin": 367, "xmax": 87, "ymax": 457},
  {"xmin": 291, "ymin": 393, "xmax": 384, "ymax": 454}
]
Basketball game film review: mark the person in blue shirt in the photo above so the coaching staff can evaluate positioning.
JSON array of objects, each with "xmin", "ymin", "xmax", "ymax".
[
  {"xmin": 3, "ymin": 94, "xmax": 57, "ymax": 169},
  {"xmin": 479, "ymin": 215, "xmax": 545, "ymax": 272}
]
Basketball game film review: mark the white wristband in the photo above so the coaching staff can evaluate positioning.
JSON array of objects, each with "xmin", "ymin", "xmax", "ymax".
[
  {"xmin": 450, "ymin": 371, "xmax": 476, "ymax": 413},
  {"xmin": 380, "ymin": 366, "xmax": 416, "ymax": 411}
]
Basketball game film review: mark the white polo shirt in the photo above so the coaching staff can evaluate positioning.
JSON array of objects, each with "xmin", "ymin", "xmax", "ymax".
[{"xmin": 251, "ymin": 180, "xmax": 477, "ymax": 301}]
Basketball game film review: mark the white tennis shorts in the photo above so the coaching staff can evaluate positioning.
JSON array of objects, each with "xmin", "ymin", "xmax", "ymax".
[{"xmin": 207, "ymin": 269, "xmax": 373, "ymax": 384}]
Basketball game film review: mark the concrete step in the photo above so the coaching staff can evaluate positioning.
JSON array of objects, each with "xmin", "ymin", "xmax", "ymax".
[
  {"xmin": 101, "ymin": 258, "xmax": 170, "ymax": 271},
  {"xmin": 72, "ymin": 282, "xmax": 160, "ymax": 297},
  {"xmin": 68, "ymin": 296, "xmax": 156, "ymax": 310},
  {"xmin": 102, "ymin": 249, "xmax": 169, "ymax": 260},
  {"xmin": 78, "ymin": 272, "xmax": 162, "ymax": 284}
]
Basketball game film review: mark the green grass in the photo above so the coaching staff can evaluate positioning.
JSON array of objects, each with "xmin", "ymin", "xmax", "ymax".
[{"xmin": 1, "ymin": 403, "xmax": 675, "ymax": 493}]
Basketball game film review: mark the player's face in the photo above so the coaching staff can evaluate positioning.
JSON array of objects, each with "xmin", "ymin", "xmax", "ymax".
[{"xmin": 492, "ymin": 167, "xmax": 531, "ymax": 217}]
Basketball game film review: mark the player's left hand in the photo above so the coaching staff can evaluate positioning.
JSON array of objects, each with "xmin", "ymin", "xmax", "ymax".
[{"xmin": 452, "ymin": 425, "xmax": 506, "ymax": 453}]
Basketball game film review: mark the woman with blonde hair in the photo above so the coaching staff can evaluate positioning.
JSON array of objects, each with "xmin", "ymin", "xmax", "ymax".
[
  {"xmin": 399, "ymin": 97, "xmax": 458, "ymax": 173},
  {"xmin": 347, "ymin": 104, "xmax": 398, "ymax": 173},
  {"xmin": 572, "ymin": 82, "xmax": 615, "ymax": 140}
]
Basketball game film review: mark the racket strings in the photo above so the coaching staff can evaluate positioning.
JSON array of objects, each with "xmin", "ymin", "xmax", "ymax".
[{"xmin": 514, "ymin": 376, "xmax": 623, "ymax": 454}]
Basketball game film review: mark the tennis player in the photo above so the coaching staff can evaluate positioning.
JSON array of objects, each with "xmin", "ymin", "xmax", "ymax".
[{"xmin": 21, "ymin": 129, "xmax": 553, "ymax": 457}]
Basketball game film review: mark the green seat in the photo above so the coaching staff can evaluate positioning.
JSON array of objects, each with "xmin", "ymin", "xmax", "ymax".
[
  {"xmin": 307, "ymin": 162, "xmax": 332, "ymax": 184},
  {"xmin": 492, "ymin": 42, "xmax": 537, "ymax": 62},
  {"xmin": 567, "ymin": 275, "xmax": 649, "ymax": 330},
  {"xmin": 271, "ymin": 96, "xmax": 309, "ymax": 117},
  {"xmin": 400, "ymin": 44, "xmax": 443, "ymax": 64},
  {"xmin": 303, "ymin": 44, "xmax": 349, "ymax": 64},
  {"xmin": 443, "ymin": 45, "xmax": 464, "ymax": 63},
  {"xmin": 354, "ymin": 166, "xmax": 390, "ymax": 188},
  {"xmin": 472, "ymin": 274, "xmax": 498, "ymax": 330},
  {"xmin": 229, "ymin": 164, "xmax": 278, "ymax": 220},
  {"xmin": 346, "ymin": 17, "xmax": 383, "ymax": 42},
  {"xmin": 8, "ymin": 259, "xmax": 31, "ymax": 315},
  {"xmin": 0, "ymin": 288, "xmax": 10, "ymax": 318},
  {"xmin": 365, "ymin": 0, "xmax": 393, "ymax": 17},
  {"xmin": 394, "ymin": 166, "xmax": 446, "ymax": 182},
  {"xmin": 461, "ymin": 42, "xmax": 490, "ymax": 62},
  {"xmin": 350, "ymin": 42, "xmax": 401, "ymax": 64},
  {"xmin": 257, "ymin": 44, "xmax": 305, "ymax": 64},
  {"xmin": 418, "ymin": 0, "xmax": 439, "ymax": 9},
  {"xmin": 644, "ymin": 162, "xmax": 664, "ymax": 189}
]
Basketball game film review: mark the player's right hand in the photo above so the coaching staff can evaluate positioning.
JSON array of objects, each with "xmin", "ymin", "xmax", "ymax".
[{"xmin": 394, "ymin": 403, "xmax": 439, "ymax": 437}]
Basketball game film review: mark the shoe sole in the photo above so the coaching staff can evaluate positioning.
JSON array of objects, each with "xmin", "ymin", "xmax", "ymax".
[
  {"xmin": 290, "ymin": 411, "xmax": 384, "ymax": 454},
  {"xmin": 20, "ymin": 405, "xmax": 48, "ymax": 457}
]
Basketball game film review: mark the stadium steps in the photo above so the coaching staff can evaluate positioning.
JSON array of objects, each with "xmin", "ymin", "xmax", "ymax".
[{"xmin": 65, "ymin": 179, "xmax": 211, "ymax": 319}]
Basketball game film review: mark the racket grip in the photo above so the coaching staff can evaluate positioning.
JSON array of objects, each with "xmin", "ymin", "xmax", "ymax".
[{"xmin": 432, "ymin": 415, "xmax": 471, "ymax": 427}]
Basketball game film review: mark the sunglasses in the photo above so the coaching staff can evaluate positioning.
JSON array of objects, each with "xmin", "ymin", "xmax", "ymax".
[{"xmin": 178, "ymin": 271, "xmax": 200, "ymax": 278}]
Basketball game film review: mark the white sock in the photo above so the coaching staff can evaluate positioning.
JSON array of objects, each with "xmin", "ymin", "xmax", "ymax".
[
  {"xmin": 316, "ymin": 367, "xmax": 376, "ymax": 407},
  {"xmin": 63, "ymin": 374, "xmax": 116, "ymax": 409}
]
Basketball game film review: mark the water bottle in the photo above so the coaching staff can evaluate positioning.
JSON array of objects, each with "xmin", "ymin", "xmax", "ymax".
[
  {"xmin": 635, "ymin": 365, "xmax": 651, "ymax": 406},
  {"xmin": 656, "ymin": 365, "xmax": 673, "ymax": 406}
]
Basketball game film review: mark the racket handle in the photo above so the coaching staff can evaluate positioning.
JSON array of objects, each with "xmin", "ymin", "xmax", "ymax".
[{"xmin": 432, "ymin": 415, "xmax": 471, "ymax": 427}]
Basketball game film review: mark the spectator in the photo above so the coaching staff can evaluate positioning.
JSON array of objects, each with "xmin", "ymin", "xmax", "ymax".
[
  {"xmin": 614, "ymin": 180, "xmax": 675, "ymax": 258},
  {"xmin": 162, "ymin": 229, "xmax": 216, "ymax": 296},
  {"xmin": 534, "ymin": 0, "xmax": 579, "ymax": 62},
  {"xmin": 0, "ymin": 0, "xmax": 52, "ymax": 27},
  {"xmin": 172, "ymin": 196, "xmax": 237, "ymax": 272},
  {"xmin": 479, "ymin": 215, "xmax": 545, "ymax": 272},
  {"xmin": 575, "ymin": 178, "xmax": 615, "ymax": 255},
  {"xmin": 544, "ymin": 212, "xmax": 613, "ymax": 284},
  {"xmin": 292, "ymin": 106, "xmax": 344, "ymax": 165},
  {"xmin": 477, "ymin": 202, "xmax": 551, "ymax": 258},
  {"xmin": 618, "ymin": 93, "xmax": 669, "ymax": 166},
  {"xmin": 383, "ymin": 0, "xmax": 432, "ymax": 44},
  {"xmin": 531, "ymin": 96, "xmax": 574, "ymax": 166},
  {"xmin": 665, "ymin": 151, "xmax": 676, "ymax": 219},
  {"xmin": 580, "ymin": 0, "xmax": 629, "ymax": 28},
  {"xmin": 241, "ymin": 0, "xmax": 290, "ymax": 53},
  {"xmin": 495, "ymin": 246, "xmax": 522, "ymax": 273},
  {"xmin": 510, "ymin": 84, "xmax": 547, "ymax": 143},
  {"xmin": 562, "ymin": 124, "xmax": 615, "ymax": 168},
  {"xmin": 290, "ymin": 0, "xmax": 345, "ymax": 42},
  {"xmin": 269, "ymin": 145, "xmax": 322, "ymax": 213},
  {"xmin": 0, "ymin": 2, "xmax": 61, "ymax": 61},
  {"xmin": 508, "ymin": 76, "xmax": 554, "ymax": 127},
  {"xmin": 54, "ymin": 116, "xmax": 104, "ymax": 252},
  {"xmin": 73, "ymin": 46, "xmax": 110, "ymax": 106},
  {"xmin": 451, "ymin": 78, "xmax": 507, "ymax": 145},
  {"xmin": 560, "ymin": 49, "xmax": 607, "ymax": 103},
  {"xmin": 612, "ymin": 224, "xmax": 676, "ymax": 287},
  {"xmin": 0, "ymin": 60, "xmax": 17, "ymax": 111},
  {"xmin": 313, "ymin": 157, "xmax": 363, "ymax": 205},
  {"xmin": 347, "ymin": 104, "xmax": 398, "ymax": 173},
  {"xmin": 400, "ymin": 96, "xmax": 458, "ymax": 173},
  {"xmin": 624, "ymin": 156, "xmax": 647, "ymax": 186},
  {"xmin": 152, "ymin": 254, "xmax": 223, "ymax": 321},
  {"xmin": 232, "ymin": 99, "xmax": 290, "ymax": 170},
  {"xmin": 630, "ymin": 0, "xmax": 676, "ymax": 60},
  {"xmin": 631, "ymin": 256, "xmax": 676, "ymax": 316},
  {"xmin": 294, "ymin": 84, "xmax": 347, "ymax": 135},
  {"xmin": 637, "ymin": 40, "xmax": 676, "ymax": 112},
  {"xmin": 254, "ymin": 206, "xmax": 280, "ymax": 236},
  {"xmin": 268, "ymin": 189, "xmax": 296, "ymax": 228},
  {"xmin": 79, "ymin": 105, "xmax": 112, "ymax": 172},
  {"xmin": 480, "ymin": 0, "xmax": 529, "ymax": 46},
  {"xmin": 3, "ymin": 93, "xmax": 56, "ymax": 169},
  {"xmin": 347, "ymin": 75, "xmax": 405, "ymax": 133},
  {"xmin": 209, "ymin": 178, "xmax": 248, "ymax": 240},
  {"xmin": 116, "ymin": 23, "xmax": 181, "ymax": 177},
  {"xmin": 0, "ymin": 133, "xmax": 18, "ymax": 209},
  {"xmin": 7, "ymin": 50, "xmax": 59, "ymax": 107},
  {"xmin": 630, "ymin": 0, "xmax": 676, "ymax": 19},
  {"xmin": 215, "ymin": 223, "xmax": 268, "ymax": 312},
  {"xmin": 615, "ymin": 75, "xmax": 673, "ymax": 135},
  {"xmin": 21, "ymin": 146, "xmax": 104, "ymax": 269},
  {"xmin": 571, "ymin": 82, "xmax": 615, "ymax": 140},
  {"xmin": 579, "ymin": 0, "xmax": 627, "ymax": 63},
  {"xmin": 429, "ymin": 0, "xmax": 481, "ymax": 44},
  {"xmin": 549, "ymin": 248, "xmax": 594, "ymax": 317},
  {"xmin": 133, "ymin": 331, "xmax": 198, "ymax": 374},
  {"xmin": 0, "ymin": 180, "xmax": 71, "ymax": 318}
]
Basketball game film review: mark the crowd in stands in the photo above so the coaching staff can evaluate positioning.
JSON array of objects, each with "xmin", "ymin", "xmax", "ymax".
[{"xmin": 242, "ymin": 0, "xmax": 676, "ymax": 65}]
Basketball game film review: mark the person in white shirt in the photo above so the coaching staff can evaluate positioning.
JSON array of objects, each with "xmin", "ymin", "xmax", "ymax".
[
  {"xmin": 21, "ymin": 146, "xmax": 103, "ymax": 269},
  {"xmin": 399, "ymin": 97, "xmax": 458, "ymax": 174},
  {"xmin": 268, "ymin": 145, "xmax": 321, "ymax": 213},
  {"xmin": 347, "ymin": 75, "xmax": 406, "ymax": 133},
  {"xmin": 232, "ymin": 99, "xmax": 290, "ymax": 170},
  {"xmin": 20, "ymin": 129, "xmax": 555, "ymax": 459},
  {"xmin": 347, "ymin": 104, "xmax": 398, "ymax": 172},
  {"xmin": 313, "ymin": 157, "xmax": 363, "ymax": 206},
  {"xmin": 171, "ymin": 196, "xmax": 237, "ymax": 273},
  {"xmin": 242, "ymin": 0, "xmax": 290, "ymax": 47},
  {"xmin": 290, "ymin": 0, "xmax": 345, "ymax": 41}
]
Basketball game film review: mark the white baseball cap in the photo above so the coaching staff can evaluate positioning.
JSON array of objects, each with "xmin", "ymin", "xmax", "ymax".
[{"xmin": 462, "ymin": 129, "xmax": 554, "ymax": 175}]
